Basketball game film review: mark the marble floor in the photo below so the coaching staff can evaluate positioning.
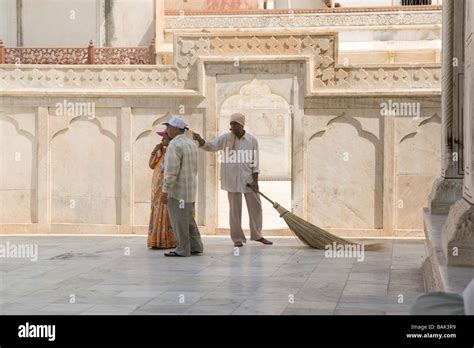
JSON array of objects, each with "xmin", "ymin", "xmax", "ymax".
[{"xmin": 0, "ymin": 236, "xmax": 426, "ymax": 315}]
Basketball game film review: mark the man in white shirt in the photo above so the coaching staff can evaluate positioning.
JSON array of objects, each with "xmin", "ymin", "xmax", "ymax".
[
  {"xmin": 160, "ymin": 116, "xmax": 203, "ymax": 257},
  {"xmin": 193, "ymin": 113, "xmax": 273, "ymax": 247}
]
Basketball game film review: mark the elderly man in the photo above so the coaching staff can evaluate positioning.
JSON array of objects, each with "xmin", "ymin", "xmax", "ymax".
[
  {"xmin": 193, "ymin": 113, "xmax": 272, "ymax": 247},
  {"xmin": 160, "ymin": 115, "xmax": 203, "ymax": 257}
]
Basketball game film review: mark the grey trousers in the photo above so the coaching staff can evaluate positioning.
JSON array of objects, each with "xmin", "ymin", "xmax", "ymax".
[
  {"xmin": 167, "ymin": 197, "xmax": 203, "ymax": 257},
  {"xmin": 227, "ymin": 191, "xmax": 263, "ymax": 243}
]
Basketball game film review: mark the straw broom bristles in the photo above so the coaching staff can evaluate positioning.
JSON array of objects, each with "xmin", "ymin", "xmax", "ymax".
[
  {"xmin": 273, "ymin": 203, "xmax": 384, "ymax": 251},
  {"xmin": 248, "ymin": 184, "xmax": 384, "ymax": 251}
]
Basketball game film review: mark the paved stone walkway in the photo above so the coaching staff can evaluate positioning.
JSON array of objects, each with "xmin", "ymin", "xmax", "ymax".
[{"xmin": 0, "ymin": 236, "xmax": 426, "ymax": 315}]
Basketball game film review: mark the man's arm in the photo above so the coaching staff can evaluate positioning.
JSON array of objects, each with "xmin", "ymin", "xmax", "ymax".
[{"xmin": 193, "ymin": 132, "xmax": 226, "ymax": 152}]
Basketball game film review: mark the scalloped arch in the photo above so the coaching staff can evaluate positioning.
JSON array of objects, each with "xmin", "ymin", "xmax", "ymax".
[
  {"xmin": 399, "ymin": 113, "xmax": 441, "ymax": 144},
  {"xmin": 51, "ymin": 115, "xmax": 116, "ymax": 142},
  {"xmin": 308, "ymin": 112, "xmax": 379, "ymax": 145}
]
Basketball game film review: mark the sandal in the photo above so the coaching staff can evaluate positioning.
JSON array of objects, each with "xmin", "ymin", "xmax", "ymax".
[
  {"xmin": 255, "ymin": 238, "xmax": 273, "ymax": 245},
  {"xmin": 164, "ymin": 251, "xmax": 183, "ymax": 257}
]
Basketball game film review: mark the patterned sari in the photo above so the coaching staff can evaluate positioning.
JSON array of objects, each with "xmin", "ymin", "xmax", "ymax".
[{"xmin": 147, "ymin": 146, "xmax": 177, "ymax": 249}]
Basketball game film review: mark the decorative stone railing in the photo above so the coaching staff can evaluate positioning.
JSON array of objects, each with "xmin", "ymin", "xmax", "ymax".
[
  {"xmin": 0, "ymin": 32, "xmax": 440, "ymax": 96},
  {"xmin": 0, "ymin": 40, "xmax": 156, "ymax": 65}
]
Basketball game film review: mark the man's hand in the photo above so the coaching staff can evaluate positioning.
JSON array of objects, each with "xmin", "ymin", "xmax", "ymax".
[
  {"xmin": 192, "ymin": 132, "xmax": 205, "ymax": 147},
  {"xmin": 160, "ymin": 192, "xmax": 168, "ymax": 204},
  {"xmin": 250, "ymin": 180, "xmax": 259, "ymax": 192}
]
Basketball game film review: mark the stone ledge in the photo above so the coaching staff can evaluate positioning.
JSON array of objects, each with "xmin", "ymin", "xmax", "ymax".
[
  {"xmin": 166, "ymin": 6, "xmax": 442, "ymax": 16},
  {"xmin": 422, "ymin": 208, "xmax": 473, "ymax": 293}
]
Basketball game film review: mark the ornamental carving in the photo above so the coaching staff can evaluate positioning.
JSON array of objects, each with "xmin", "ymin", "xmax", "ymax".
[
  {"xmin": 1, "ymin": 40, "xmax": 155, "ymax": 65},
  {"xmin": 5, "ymin": 48, "xmax": 89, "ymax": 65},
  {"xmin": 0, "ymin": 32, "xmax": 441, "ymax": 94},
  {"xmin": 95, "ymin": 48, "xmax": 152, "ymax": 65},
  {"xmin": 442, "ymin": 198, "xmax": 474, "ymax": 266}
]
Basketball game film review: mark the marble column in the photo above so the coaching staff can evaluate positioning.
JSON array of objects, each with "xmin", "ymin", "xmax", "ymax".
[
  {"xmin": 429, "ymin": 0, "xmax": 463, "ymax": 214},
  {"xmin": 442, "ymin": 0, "xmax": 474, "ymax": 267}
]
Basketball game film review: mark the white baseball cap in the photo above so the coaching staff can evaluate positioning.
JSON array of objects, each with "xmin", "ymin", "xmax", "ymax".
[{"xmin": 162, "ymin": 115, "xmax": 189, "ymax": 130}]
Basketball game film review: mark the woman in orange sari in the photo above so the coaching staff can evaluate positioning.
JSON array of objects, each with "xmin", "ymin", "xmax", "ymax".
[{"xmin": 147, "ymin": 131, "xmax": 177, "ymax": 249}]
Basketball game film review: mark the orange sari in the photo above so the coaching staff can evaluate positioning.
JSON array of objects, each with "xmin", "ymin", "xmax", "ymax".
[{"xmin": 147, "ymin": 146, "xmax": 177, "ymax": 249}]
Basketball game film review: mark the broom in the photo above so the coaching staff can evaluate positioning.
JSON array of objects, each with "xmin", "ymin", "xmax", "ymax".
[{"xmin": 247, "ymin": 184, "xmax": 384, "ymax": 251}]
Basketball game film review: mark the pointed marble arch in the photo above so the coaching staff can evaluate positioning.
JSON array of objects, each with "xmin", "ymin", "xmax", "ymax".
[
  {"xmin": 218, "ymin": 78, "xmax": 290, "ymax": 113},
  {"xmin": 308, "ymin": 112, "xmax": 380, "ymax": 145},
  {"xmin": 51, "ymin": 115, "xmax": 117, "ymax": 142},
  {"xmin": 0, "ymin": 113, "xmax": 36, "ymax": 143},
  {"xmin": 399, "ymin": 113, "xmax": 441, "ymax": 144},
  {"xmin": 134, "ymin": 112, "xmax": 170, "ymax": 142}
]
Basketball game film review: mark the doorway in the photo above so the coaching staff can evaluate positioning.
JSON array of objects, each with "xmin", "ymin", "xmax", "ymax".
[{"xmin": 216, "ymin": 76, "xmax": 293, "ymax": 232}]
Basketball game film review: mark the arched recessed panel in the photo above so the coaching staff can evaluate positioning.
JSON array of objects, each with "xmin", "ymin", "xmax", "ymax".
[
  {"xmin": 133, "ymin": 130, "xmax": 157, "ymax": 226},
  {"xmin": 50, "ymin": 118, "xmax": 117, "ymax": 224},
  {"xmin": 0, "ymin": 116, "xmax": 36, "ymax": 223},
  {"xmin": 307, "ymin": 118, "xmax": 382, "ymax": 230},
  {"xmin": 132, "ymin": 113, "xmax": 169, "ymax": 226},
  {"xmin": 396, "ymin": 117, "xmax": 441, "ymax": 230}
]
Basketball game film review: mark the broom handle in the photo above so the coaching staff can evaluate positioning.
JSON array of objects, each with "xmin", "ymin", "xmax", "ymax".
[{"xmin": 246, "ymin": 183, "xmax": 275, "ymax": 205}]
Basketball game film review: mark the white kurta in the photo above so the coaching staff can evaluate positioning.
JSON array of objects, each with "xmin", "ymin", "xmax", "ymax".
[{"xmin": 201, "ymin": 131, "xmax": 260, "ymax": 193}]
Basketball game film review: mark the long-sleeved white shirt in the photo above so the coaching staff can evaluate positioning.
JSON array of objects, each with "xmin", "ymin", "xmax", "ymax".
[{"xmin": 201, "ymin": 131, "xmax": 260, "ymax": 193}]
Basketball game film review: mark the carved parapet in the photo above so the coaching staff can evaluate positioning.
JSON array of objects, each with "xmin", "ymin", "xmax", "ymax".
[
  {"xmin": 429, "ymin": 176, "xmax": 463, "ymax": 214},
  {"xmin": 318, "ymin": 65, "xmax": 440, "ymax": 92},
  {"xmin": 0, "ymin": 32, "xmax": 441, "ymax": 96},
  {"xmin": 442, "ymin": 198, "xmax": 474, "ymax": 267},
  {"xmin": 176, "ymin": 32, "xmax": 440, "ymax": 95},
  {"xmin": 0, "ymin": 65, "xmax": 185, "ymax": 91}
]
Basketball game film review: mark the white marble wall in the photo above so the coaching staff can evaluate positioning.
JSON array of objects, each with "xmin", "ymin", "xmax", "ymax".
[
  {"xmin": 0, "ymin": 98, "xmax": 206, "ymax": 234},
  {"xmin": 305, "ymin": 111, "xmax": 383, "ymax": 231},
  {"xmin": 396, "ymin": 112, "xmax": 441, "ymax": 230},
  {"xmin": 0, "ymin": 93, "xmax": 440, "ymax": 236},
  {"xmin": 306, "ymin": 97, "xmax": 441, "ymax": 236},
  {"xmin": 49, "ymin": 108, "xmax": 119, "ymax": 224}
]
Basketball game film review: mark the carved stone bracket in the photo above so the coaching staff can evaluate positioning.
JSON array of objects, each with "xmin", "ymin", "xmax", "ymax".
[
  {"xmin": 442, "ymin": 198, "xmax": 474, "ymax": 266},
  {"xmin": 429, "ymin": 177, "xmax": 464, "ymax": 214}
]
